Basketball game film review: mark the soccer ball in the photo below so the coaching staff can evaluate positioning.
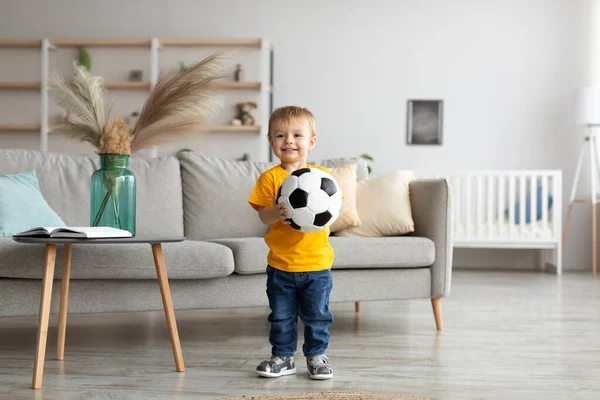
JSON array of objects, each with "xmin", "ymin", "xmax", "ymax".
[{"xmin": 276, "ymin": 167, "xmax": 342, "ymax": 232}]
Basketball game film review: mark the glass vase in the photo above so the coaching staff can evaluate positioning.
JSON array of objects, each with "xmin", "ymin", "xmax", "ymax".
[{"xmin": 90, "ymin": 154, "xmax": 136, "ymax": 235}]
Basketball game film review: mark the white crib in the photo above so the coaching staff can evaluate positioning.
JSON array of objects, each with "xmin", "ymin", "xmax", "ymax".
[{"xmin": 418, "ymin": 170, "xmax": 562, "ymax": 275}]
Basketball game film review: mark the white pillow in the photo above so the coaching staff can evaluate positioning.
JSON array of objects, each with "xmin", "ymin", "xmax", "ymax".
[{"xmin": 335, "ymin": 170, "xmax": 414, "ymax": 237}]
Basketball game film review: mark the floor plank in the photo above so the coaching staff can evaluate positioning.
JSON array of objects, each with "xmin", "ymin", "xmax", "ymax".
[{"xmin": 0, "ymin": 270, "xmax": 599, "ymax": 400}]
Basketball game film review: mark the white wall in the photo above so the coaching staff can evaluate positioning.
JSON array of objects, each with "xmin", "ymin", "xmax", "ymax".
[{"xmin": 0, "ymin": 0, "xmax": 595, "ymax": 271}]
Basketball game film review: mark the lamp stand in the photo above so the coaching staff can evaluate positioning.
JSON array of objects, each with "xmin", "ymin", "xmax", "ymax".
[{"xmin": 563, "ymin": 125, "xmax": 600, "ymax": 277}]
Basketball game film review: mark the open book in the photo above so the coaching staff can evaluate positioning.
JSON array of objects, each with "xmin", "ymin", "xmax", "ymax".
[{"xmin": 13, "ymin": 226, "xmax": 133, "ymax": 239}]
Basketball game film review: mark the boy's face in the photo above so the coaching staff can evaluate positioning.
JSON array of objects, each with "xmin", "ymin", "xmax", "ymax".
[{"xmin": 269, "ymin": 118, "xmax": 316, "ymax": 165}]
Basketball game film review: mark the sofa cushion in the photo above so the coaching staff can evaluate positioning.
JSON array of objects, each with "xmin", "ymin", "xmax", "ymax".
[
  {"xmin": 0, "ymin": 149, "xmax": 184, "ymax": 237},
  {"xmin": 0, "ymin": 170, "xmax": 66, "ymax": 237},
  {"xmin": 210, "ymin": 236, "xmax": 435, "ymax": 275},
  {"xmin": 329, "ymin": 164, "xmax": 361, "ymax": 233},
  {"xmin": 336, "ymin": 170, "xmax": 415, "ymax": 237},
  {"xmin": 179, "ymin": 152, "xmax": 274, "ymax": 241},
  {"xmin": 0, "ymin": 238, "xmax": 233, "ymax": 280},
  {"xmin": 178, "ymin": 152, "xmax": 370, "ymax": 240}
]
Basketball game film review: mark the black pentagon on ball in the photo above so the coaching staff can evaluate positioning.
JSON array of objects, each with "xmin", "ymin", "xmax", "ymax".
[
  {"xmin": 314, "ymin": 211, "xmax": 333, "ymax": 227},
  {"xmin": 287, "ymin": 218, "xmax": 301, "ymax": 230},
  {"xmin": 292, "ymin": 168, "xmax": 311, "ymax": 177},
  {"xmin": 320, "ymin": 177, "xmax": 337, "ymax": 196},
  {"xmin": 289, "ymin": 188, "xmax": 309, "ymax": 208}
]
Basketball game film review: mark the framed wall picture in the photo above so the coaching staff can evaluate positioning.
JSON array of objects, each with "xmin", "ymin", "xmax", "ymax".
[{"xmin": 406, "ymin": 99, "xmax": 444, "ymax": 145}]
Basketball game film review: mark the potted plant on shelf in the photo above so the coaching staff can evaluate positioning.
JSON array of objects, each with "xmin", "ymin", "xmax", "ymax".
[{"xmin": 360, "ymin": 153, "xmax": 374, "ymax": 175}]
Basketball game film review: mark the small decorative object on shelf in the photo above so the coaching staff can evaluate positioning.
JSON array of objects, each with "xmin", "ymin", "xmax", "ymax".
[
  {"xmin": 49, "ymin": 54, "xmax": 226, "ymax": 234},
  {"xmin": 62, "ymin": 110, "xmax": 74, "ymax": 122},
  {"xmin": 128, "ymin": 69, "xmax": 143, "ymax": 81},
  {"xmin": 126, "ymin": 110, "xmax": 139, "ymax": 129},
  {"xmin": 234, "ymin": 63, "xmax": 244, "ymax": 81},
  {"xmin": 232, "ymin": 101, "xmax": 257, "ymax": 126},
  {"xmin": 77, "ymin": 47, "xmax": 91, "ymax": 71}
]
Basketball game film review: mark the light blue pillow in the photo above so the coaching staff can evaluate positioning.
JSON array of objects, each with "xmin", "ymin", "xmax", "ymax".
[
  {"xmin": 505, "ymin": 186, "xmax": 554, "ymax": 224},
  {"xmin": 0, "ymin": 170, "xmax": 65, "ymax": 237}
]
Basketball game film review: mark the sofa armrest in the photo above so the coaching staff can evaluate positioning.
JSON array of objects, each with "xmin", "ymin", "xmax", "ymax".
[{"xmin": 408, "ymin": 179, "xmax": 453, "ymax": 298}]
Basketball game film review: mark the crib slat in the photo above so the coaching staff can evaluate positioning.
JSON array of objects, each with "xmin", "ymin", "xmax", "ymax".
[
  {"xmin": 509, "ymin": 175, "xmax": 516, "ymax": 239},
  {"xmin": 530, "ymin": 173, "xmax": 537, "ymax": 239},
  {"xmin": 487, "ymin": 175, "xmax": 493, "ymax": 239},
  {"xmin": 466, "ymin": 175, "xmax": 472, "ymax": 240},
  {"xmin": 477, "ymin": 174, "xmax": 483, "ymax": 239},
  {"xmin": 498, "ymin": 176, "xmax": 505, "ymax": 239},
  {"xmin": 519, "ymin": 175, "xmax": 526, "ymax": 237},
  {"xmin": 542, "ymin": 174, "xmax": 549, "ymax": 233}
]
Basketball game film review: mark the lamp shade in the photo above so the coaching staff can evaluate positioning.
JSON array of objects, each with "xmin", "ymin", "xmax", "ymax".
[{"xmin": 575, "ymin": 86, "xmax": 600, "ymax": 125}]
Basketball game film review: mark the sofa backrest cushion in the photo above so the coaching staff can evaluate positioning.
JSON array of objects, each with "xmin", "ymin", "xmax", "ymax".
[
  {"xmin": 179, "ymin": 152, "xmax": 275, "ymax": 240},
  {"xmin": 0, "ymin": 149, "xmax": 184, "ymax": 236},
  {"xmin": 178, "ymin": 152, "xmax": 370, "ymax": 240}
]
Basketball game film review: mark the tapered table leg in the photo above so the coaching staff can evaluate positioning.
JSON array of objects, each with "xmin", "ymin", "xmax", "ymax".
[
  {"xmin": 32, "ymin": 244, "xmax": 57, "ymax": 389},
  {"xmin": 56, "ymin": 244, "xmax": 72, "ymax": 360},
  {"xmin": 151, "ymin": 243, "xmax": 185, "ymax": 372}
]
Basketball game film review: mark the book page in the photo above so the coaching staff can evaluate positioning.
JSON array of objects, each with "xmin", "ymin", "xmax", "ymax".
[
  {"xmin": 52, "ymin": 227, "xmax": 132, "ymax": 238},
  {"xmin": 13, "ymin": 227, "xmax": 57, "ymax": 237}
]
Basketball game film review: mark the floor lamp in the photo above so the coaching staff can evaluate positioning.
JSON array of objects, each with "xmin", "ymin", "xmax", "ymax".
[{"xmin": 563, "ymin": 87, "xmax": 600, "ymax": 277}]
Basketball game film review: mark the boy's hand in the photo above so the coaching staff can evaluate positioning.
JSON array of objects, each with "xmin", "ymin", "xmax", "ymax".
[
  {"xmin": 273, "ymin": 199, "xmax": 291, "ymax": 225},
  {"xmin": 258, "ymin": 199, "xmax": 291, "ymax": 225}
]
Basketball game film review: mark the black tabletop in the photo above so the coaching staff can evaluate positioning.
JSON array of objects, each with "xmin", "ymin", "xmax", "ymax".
[{"xmin": 12, "ymin": 236, "xmax": 186, "ymax": 245}]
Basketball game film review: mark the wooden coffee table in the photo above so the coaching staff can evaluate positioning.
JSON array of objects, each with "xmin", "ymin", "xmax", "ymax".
[{"xmin": 12, "ymin": 236, "xmax": 186, "ymax": 389}]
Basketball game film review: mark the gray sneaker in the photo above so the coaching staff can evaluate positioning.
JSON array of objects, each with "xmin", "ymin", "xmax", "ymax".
[
  {"xmin": 256, "ymin": 356, "xmax": 296, "ymax": 378},
  {"xmin": 306, "ymin": 354, "xmax": 333, "ymax": 380}
]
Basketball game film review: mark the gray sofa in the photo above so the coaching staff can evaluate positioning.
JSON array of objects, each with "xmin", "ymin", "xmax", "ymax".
[{"xmin": 0, "ymin": 149, "xmax": 452, "ymax": 329}]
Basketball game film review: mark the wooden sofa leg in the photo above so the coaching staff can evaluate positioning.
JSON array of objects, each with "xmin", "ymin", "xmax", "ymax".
[
  {"xmin": 354, "ymin": 302, "xmax": 360, "ymax": 312},
  {"xmin": 431, "ymin": 298, "xmax": 442, "ymax": 331}
]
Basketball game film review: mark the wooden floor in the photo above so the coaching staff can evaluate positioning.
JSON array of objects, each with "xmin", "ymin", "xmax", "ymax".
[{"xmin": 1, "ymin": 270, "xmax": 599, "ymax": 400}]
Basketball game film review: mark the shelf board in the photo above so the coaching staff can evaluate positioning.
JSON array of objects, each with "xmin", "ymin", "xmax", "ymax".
[
  {"xmin": 0, "ymin": 124, "xmax": 40, "ymax": 132},
  {"xmin": 0, "ymin": 82, "xmax": 41, "ymax": 90},
  {"xmin": 159, "ymin": 38, "xmax": 262, "ymax": 48},
  {"xmin": 206, "ymin": 125, "xmax": 260, "ymax": 132},
  {"xmin": 0, "ymin": 124, "xmax": 260, "ymax": 133},
  {"xmin": 0, "ymin": 40, "xmax": 41, "ymax": 48},
  {"xmin": 50, "ymin": 39, "xmax": 152, "ymax": 48},
  {"xmin": 212, "ymin": 81, "xmax": 261, "ymax": 90},
  {"xmin": 102, "ymin": 81, "xmax": 264, "ymax": 90},
  {"xmin": 0, "ymin": 81, "xmax": 264, "ymax": 91},
  {"xmin": 0, "ymin": 38, "xmax": 267, "ymax": 49},
  {"xmin": 104, "ymin": 81, "xmax": 151, "ymax": 90}
]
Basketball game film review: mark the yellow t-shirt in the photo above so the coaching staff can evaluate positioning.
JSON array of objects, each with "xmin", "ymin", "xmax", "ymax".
[{"xmin": 248, "ymin": 164, "xmax": 334, "ymax": 273}]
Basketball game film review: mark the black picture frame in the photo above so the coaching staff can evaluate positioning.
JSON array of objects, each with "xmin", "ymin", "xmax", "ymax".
[{"xmin": 406, "ymin": 99, "xmax": 444, "ymax": 145}]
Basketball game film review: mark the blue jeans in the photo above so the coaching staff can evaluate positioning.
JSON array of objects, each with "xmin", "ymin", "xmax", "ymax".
[{"xmin": 266, "ymin": 265, "xmax": 333, "ymax": 358}]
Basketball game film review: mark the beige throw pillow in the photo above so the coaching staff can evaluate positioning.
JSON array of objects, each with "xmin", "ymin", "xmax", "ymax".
[
  {"xmin": 335, "ymin": 170, "xmax": 415, "ymax": 237},
  {"xmin": 329, "ymin": 164, "xmax": 361, "ymax": 233}
]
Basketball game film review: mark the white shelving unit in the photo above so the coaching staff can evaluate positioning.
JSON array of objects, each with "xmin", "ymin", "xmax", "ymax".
[{"xmin": 0, "ymin": 38, "xmax": 274, "ymax": 161}]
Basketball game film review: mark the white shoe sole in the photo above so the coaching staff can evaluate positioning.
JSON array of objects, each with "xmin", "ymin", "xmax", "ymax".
[
  {"xmin": 256, "ymin": 367, "xmax": 297, "ymax": 378},
  {"xmin": 308, "ymin": 372, "xmax": 333, "ymax": 380}
]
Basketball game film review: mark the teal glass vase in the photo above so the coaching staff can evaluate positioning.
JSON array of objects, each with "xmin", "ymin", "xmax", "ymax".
[{"xmin": 90, "ymin": 154, "xmax": 136, "ymax": 235}]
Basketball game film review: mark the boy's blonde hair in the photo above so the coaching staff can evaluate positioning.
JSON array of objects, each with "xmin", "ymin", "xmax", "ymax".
[{"xmin": 268, "ymin": 106, "xmax": 316, "ymax": 137}]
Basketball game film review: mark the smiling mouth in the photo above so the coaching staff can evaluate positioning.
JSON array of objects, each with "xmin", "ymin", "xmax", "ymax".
[{"xmin": 282, "ymin": 149, "xmax": 297, "ymax": 152}]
